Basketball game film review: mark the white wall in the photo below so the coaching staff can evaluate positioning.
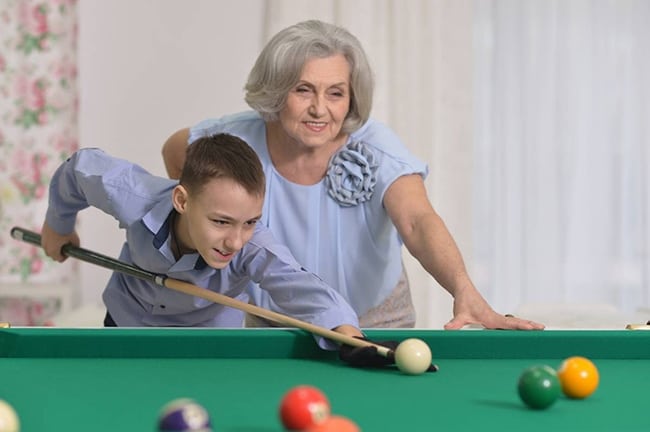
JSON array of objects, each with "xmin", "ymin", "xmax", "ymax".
[{"xmin": 77, "ymin": 0, "xmax": 265, "ymax": 304}]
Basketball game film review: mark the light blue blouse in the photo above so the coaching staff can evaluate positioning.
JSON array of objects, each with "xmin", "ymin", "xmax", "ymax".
[
  {"xmin": 45, "ymin": 148, "xmax": 359, "ymax": 344},
  {"xmin": 189, "ymin": 112, "xmax": 428, "ymax": 316}
]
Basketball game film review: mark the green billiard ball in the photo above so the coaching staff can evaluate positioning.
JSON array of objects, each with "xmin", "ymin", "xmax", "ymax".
[{"xmin": 517, "ymin": 365, "xmax": 561, "ymax": 409}]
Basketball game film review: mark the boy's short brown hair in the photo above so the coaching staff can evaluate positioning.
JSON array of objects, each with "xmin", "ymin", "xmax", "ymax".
[{"xmin": 180, "ymin": 133, "xmax": 265, "ymax": 197}]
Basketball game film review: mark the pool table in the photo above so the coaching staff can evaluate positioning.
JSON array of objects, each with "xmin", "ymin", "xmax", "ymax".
[{"xmin": 1, "ymin": 327, "xmax": 649, "ymax": 431}]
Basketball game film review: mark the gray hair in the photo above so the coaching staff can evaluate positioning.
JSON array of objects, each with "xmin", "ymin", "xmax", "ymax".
[{"xmin": 244, "ymin": 20, "xmax": 374, "ymax": 134}]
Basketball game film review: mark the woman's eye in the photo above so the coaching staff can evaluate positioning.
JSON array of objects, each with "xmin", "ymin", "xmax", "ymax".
[{"xmin": 296, "ymin": 87, "xmax": 310, "ymax": 93}]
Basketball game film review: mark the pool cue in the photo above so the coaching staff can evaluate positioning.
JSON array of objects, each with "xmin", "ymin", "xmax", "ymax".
[{"xmin": 10, "ymin": 226, "xmax": 391, "ymax": 357}]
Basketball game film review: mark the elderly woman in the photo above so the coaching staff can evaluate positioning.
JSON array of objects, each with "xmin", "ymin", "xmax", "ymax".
[{"xmin": 162, "ymin": 20, "xmax": 543, "ymax": 331}]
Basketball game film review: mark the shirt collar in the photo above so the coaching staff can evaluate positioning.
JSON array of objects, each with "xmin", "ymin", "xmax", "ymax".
[{"xmin": 141, "ymin": 200, "xmax": 208, "ymax": 271}]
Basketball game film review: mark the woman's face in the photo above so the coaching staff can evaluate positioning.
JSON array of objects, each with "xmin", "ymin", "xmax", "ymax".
[{"xmin": 278, "ymin": 54, "xmax": 351, "ymax": 149}]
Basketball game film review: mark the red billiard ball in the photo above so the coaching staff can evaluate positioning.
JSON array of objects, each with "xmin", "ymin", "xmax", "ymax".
[
  {"xmin": 557, "ymin": 356, "xmax": 599, "ymax": 399},
  {"xmin": 157, "ymin": 398, "xmax": 211, "ymax": 431},
  {"xmin": 279, "ymin": 385, "xmax": 330, "ymax": 430}
]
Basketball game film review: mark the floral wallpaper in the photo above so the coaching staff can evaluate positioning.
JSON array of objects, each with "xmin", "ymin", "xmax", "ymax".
[{"xmin": 0, "ymin": 0, "xmax": 78, "ymax": 325}]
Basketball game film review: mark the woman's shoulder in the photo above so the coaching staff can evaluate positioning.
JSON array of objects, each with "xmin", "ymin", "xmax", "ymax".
[
  {"xmin": 190, "ymin": 111, "xmax": 264, "ymax": 139},
  {"xmin": 350, "ymin": 118, "xmax": 399, "ymax": 143},
  {"xmin": 348, "ymin": 118, "xmax": 426, "ymax": 171}
]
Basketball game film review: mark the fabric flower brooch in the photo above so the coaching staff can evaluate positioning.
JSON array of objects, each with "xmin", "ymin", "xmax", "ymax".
[{"xmin": 325, "ymin": 141, "xmax": 378, "ymax": 206}]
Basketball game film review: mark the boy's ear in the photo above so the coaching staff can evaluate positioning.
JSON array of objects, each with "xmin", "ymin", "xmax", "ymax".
[{"xmin": 172, "ymin": 185, "xmax": 189, "ymax": 214}]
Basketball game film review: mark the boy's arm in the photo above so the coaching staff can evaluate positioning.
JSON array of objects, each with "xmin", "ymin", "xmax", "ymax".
[
  {"xmin": 243, "ymin": 227, "xmax": 361, "ymax": 347},
  {"xmin": 45, "ymin": 150, "xmax": 96, "ymax": 236},
  {"xmin": 45, "ymin": 148, "xmax": 165, "ymax": 237},
  {"xmin": 333, "ymin": 324, "xmax": 363, "ymax": 338},
  {"xmin": 246, "ymin": 246, "xmax": 418, "ymax": 368}
]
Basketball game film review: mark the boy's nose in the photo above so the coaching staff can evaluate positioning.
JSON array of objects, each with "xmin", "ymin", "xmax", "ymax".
[{"xmin": 224, "ymin": 229, "xmax": 244, "ymax": 251}]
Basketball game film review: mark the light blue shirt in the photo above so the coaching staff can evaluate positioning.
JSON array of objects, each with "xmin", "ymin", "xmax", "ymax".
[
  {"xmin": 189, "ymin": 112, "xmax": 428, "ymax": 316},
  {"xmin": 45, "ymin": 149, "xmax": 359, "ymax": 346}
]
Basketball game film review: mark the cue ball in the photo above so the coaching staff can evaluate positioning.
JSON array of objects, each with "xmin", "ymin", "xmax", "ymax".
[
  {"xmin": 394, "ymin": 338, "xmax": 432, "ymax": 375},
  {"xmin": 557, "ymin": 356, "xmax": 599, "ymax": 399},
  {"xmin": 0, "ymin": 400, "xmax": 19, "ymax": 432},
  {"xmin": 279, "ymin": 385, "xmax": 330, "ymax": 430},
  {"xmin": 157, "ymin": 398, "xmax": 211, "ymax": 431},
  {"xmin": 305, "ymin": 415, "xmax": 360, "ymax": 432},
  {"xmin": 517, "ymin": 365, "xmax": 561, "ymax": 410}
]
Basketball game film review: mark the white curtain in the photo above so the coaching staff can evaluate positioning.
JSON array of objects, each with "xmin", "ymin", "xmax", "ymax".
[
  {"xmin": 0, "ymin": 0, "xmax": 79, "ymax": 324},
  {"xmin": 265, "ymin": 0, "xmax": 650, "ymax": 326},
  {"xmin": 473, "ymin": 0, "xmax": 650, "ymax": 319}
]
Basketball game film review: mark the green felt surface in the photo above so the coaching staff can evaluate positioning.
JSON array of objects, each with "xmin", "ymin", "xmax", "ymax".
[{"xmin": 1, "ymin": 328, "xmax": 649, "ymax": 431}]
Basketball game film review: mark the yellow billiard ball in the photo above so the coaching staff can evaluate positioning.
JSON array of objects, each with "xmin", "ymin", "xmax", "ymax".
[{"xmin": 557, "ymin": 356, "xmax": 599, "ymax": 399}]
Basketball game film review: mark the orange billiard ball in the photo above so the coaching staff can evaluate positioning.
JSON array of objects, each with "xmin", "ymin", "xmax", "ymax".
[
  {"xmin": 305, "ymin": 415, "xmax": 360, "ymax": 432},
  {"xmin": 557, "ymin": 356, "xmax": 599, "ymax": 399}
]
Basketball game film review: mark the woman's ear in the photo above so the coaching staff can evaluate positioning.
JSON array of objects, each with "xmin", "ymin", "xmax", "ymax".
[{"xmin": 172, "ymin": 185, "xmax": 189, "ymax": 214}]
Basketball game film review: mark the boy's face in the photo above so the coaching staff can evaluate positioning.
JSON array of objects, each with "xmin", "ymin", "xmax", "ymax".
[{"xmin": 174, "ymin": 178, "xmax": 263, "ymax": 269}]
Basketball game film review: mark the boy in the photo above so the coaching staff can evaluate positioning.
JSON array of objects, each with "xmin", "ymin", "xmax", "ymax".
[{"xmin": 41, "ymin": 133, "xmax": 363, "ymax": 348}]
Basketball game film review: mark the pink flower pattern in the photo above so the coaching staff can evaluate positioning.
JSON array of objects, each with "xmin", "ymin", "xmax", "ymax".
[{"xmin": 0, "ymin": 0, "xmax": 78, "ymax": 325}]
